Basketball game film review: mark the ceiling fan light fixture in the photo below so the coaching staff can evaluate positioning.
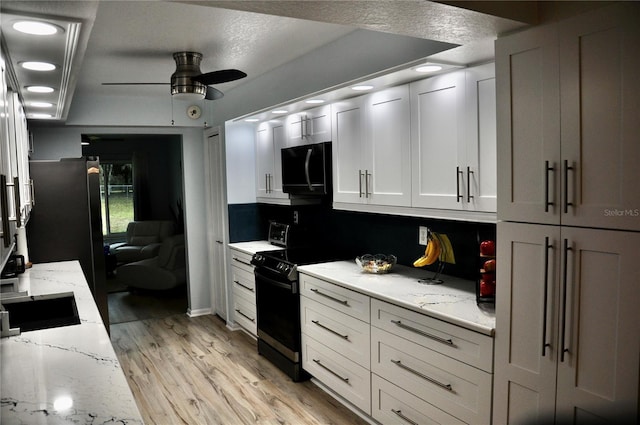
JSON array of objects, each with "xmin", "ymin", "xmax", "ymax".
[{"xmin": 171, "ymin": 51, "xmax": 207, "ymax": 100}]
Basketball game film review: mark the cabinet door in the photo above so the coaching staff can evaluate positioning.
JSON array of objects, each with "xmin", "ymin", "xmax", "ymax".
[
  {"xmin": 494, "ymin": 222, "xmax": 560, "ymax": 425},
  {"xmin": 332, "ymin": 97, "xmax": 366, "ymax": 204},
  {"xmin": 496, "ymin": 25, "xmax": 561, "ymax": 225},
  {"xmin": 305, "ymin": 104, "xmax": 332, "ymax": 144},
  {"xmin": 365, "ymin": 85, "xmax": 411, "ymax": 207},
  {"xmin": 559, "ymin": 3, "xmax": 640, "ymax": 231},
  {"xmin": 285, "ymin": 113, "xmax": 306, "ymax": 147},
  {"xmin": 255, "ymin": 122, "xmax": 274, "ymax": 198},
  {"xmin": 270, "ymin": 122, "xmax": 287, "ymax": 199},
  {"xmin": 555, "ymin": 226, "xmax": 640, "ymax": 422},
  {"xmin": 465, "ymin": 63, "xmax": 497, "ymax": 212},
  {"xmin": 410, "ymin": 71, "xmax": 466, "ymax": 210}
]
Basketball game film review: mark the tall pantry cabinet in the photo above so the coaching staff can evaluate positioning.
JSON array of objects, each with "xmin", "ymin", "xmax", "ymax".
[{"xmin": 494, "ymin": 3, "xmax": 640, "ymax": 424}]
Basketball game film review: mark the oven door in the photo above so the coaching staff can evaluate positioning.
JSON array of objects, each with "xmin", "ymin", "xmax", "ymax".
[{"xmin": 254, "ymin": 267, "xmax": 301, "ymax": 362}]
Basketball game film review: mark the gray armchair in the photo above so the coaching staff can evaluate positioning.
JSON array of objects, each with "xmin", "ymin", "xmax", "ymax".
[
  {"xmin": 115, "ymin": 234, "xmax": 186, "ymax": 290},
  {"xmin": 110, "ymin": 220, "xmax": 175, "ymax": 264}
]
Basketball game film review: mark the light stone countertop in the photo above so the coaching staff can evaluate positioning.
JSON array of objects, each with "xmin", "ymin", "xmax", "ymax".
[
  {"xmin": 0, "ymin": 261, "xmax": 143, "ymax": 425},
  {"xmin": 228, "ymin": 240, "xmax": 284, "ymax": 256},
  {"xmin": 297, "ymin": 260, "xmax": 495, "ymax": 336}
]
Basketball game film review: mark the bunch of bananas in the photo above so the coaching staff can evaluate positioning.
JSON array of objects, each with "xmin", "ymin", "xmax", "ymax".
[{"xmin": 413, "ymin": 234, "xmax": 442, "ymax": 267}]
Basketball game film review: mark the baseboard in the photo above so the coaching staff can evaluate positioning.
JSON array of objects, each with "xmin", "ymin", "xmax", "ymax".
[
  {"xmin": 310, "ymin": 378, "xmax": 376, "ymax": 425},
  {"xmin": 187, "ymin": 307, "xmax": 212, "ymax": 317}
]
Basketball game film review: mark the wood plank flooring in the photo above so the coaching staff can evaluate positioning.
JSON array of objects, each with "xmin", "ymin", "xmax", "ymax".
[{"xmin": 110, "ymin": 313, "xmax": 370, "ymax": 424}]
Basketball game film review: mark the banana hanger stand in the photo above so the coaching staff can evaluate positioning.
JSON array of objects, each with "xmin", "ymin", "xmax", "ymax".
[{"xmin": 416, "ymin": 231, "xmax": 455, "ymax": 284}]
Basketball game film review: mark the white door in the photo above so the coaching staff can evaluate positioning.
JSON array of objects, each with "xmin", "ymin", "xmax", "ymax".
[
  {"xmin": 494, "ymin": 221, "xmax": 560, "ymax": 425},
  {"xmin": 332, "ymin": 97, "xmax": 366, "ymax": 204},
  {"xmin": 495, "ymin": 25, "xmax": 561, "ymax": 225},
  {"xmin": 205, "ymin": 130, "xmax": 228, "ymax": 319},
  {"xmin": 559, "ymin": 3, "xmax": 640, "ymax": 231},
  {"xmin": 366, "ymin": 85, "xmax": 411, "ymax": 207},
  {"xmin": 410, "ymin": 70, "xmax": 467, "ymax": 210}
]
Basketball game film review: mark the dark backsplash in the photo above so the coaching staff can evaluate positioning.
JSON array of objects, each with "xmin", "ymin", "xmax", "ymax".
[{"xmin": 228, "ymin": 202, "xmax": 495, "ymax": 281}]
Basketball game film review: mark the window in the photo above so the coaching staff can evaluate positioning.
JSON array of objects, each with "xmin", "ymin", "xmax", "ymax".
[{"xmin": 100, "ymin": 162, "xmax": 133, "ymax": 236}]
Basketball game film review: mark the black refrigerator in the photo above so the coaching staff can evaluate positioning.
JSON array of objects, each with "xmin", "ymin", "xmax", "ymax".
[{"xmin": 26, "ymin": 157, "xmax": 109, "ymax": 329}]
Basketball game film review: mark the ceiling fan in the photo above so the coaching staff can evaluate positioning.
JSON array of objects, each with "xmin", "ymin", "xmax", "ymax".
[{"xmin": 102, "ymin": 51, "xmax": 247, "ymax": 100}]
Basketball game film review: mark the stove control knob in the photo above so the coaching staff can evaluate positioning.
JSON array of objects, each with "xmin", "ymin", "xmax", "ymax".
[{"xmin": 252, "ymin": 254, "xmax": 264, "ymax": 265}]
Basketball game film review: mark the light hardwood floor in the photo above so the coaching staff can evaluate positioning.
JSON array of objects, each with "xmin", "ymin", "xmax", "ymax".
[{"xmin": 110, "ymin": 313, "xmax": 371, "ymax": 425}]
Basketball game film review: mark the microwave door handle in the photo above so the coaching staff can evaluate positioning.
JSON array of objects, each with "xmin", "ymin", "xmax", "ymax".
[{"xmin": 305, "ymin": 148, "xmax": 313, "ymax": 191}]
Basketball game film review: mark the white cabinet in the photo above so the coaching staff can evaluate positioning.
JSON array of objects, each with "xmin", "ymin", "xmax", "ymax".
[
  {"xmin": 497, "ymin": 3, "xmax": 640, "ymax": 231},
  {"xmin": 285, "ymin": 104, "xmax": 331, "ymax": 147},
  {"xmin": 494, "ymin": 222, "xmax": 640, "ymax": 424},
  {"xmin": 228, "ymin": 247, "xmax": 258, "ymax": 336},
  {"xmin": 255, "ymin": 120, "xmax": 288, "ymax": 201},
  {"xmin": 0, "ymin": 56, "xmax": 17, "ymax": 265},
  {"xmin": 410, "ymin": 66, "xmax": 496, "ymax": 213},
  {"xmin": 332, "ymin": 85, "xmax": 411, "ymax": 207}
]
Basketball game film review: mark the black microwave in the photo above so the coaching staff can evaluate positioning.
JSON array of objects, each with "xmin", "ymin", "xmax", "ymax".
[{"xmin": 281, "ymin": 142, "xmax": 332, "ymax": 196}]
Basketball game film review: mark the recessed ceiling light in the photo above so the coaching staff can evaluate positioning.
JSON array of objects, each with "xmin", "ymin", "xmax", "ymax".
[
  {"xmin": 351, "ymin": 85, "xmax": 374, "ymax": 91},
  {"xmin": 13, "ymin": 20, "xmax": 60, "ymax": 36},
  {"xmin": 26, "ymin": 86, "xmax": 54, "ymax": 93},
  {"xmin": 305, "ymin": 99, "xmax": 325, "ymax": 104},
  {"xmin": 29, "ymin": 113, "xmax": 52, "ymax": 119},
  {"xmin": 415, "ymin": 64, "xmax": 443, "ymax": 73},
  {"xmin": 271, "ymin": 109, "xmax": 288, "ymax": 114},
  {"xmin": 21, "ymin": 61, "xmax": 56, "ymax": 71},
  {"xmin": 244, "ymin": 118, "xmax": 259, "ymax": 122},
  {"xmin": 29, "ymin": 101, "xmax": 54, "ymax": 108}
]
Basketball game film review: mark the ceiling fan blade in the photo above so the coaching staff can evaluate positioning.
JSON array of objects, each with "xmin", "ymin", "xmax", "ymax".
[
  {"xmin": 102, "ymin": 82, "xmax": 169, "ymax": 85},
  {"xmin": 205, "ymin": 87, "xmax": 224, "ymax": 100},
  {"xmin": 192, "ymin": 69, "xmax": 247, "ymax": 85}
]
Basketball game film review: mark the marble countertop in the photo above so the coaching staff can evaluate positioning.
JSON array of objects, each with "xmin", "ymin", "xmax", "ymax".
[
  {"xmin": 228, "ymin": 240, "xmax": 284, "ymax": 256},
  {"xmin": 0, "ymin": 261, "xmax": 143, "ymax": 424},
  {"xmin": 297, "ymin": 261, "xmax": 495, "ymax": 336}
]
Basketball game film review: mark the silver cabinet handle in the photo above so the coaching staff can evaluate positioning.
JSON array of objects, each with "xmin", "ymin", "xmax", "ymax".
[
  {"xmin": 30, "ymin": 179, "xmax": 35, "ymax": 206},
  {"xmin": 456, "ymin": 166, "xmax": 463, "ymax": 202},
  {"xmin": 545, "ymin": 160, "xmax": 555, "ymax": 212},
  {"xmin": 391, "ymin": 359, "xmax": 452, "ymax": 391},
  {"xmin": 0, "ymin": 175, "xmax": 11, "ymax": 248},
  {"xmin": 358, "ymin": 170, "xmax": 364, "ymax": 197},
  {"xmin": 391, "ymin": 409, "xmax": 419, "ymax": 425},
  {"xmin": 466, "ymin": 166, "xmax": 474, "ymax": 202},
  {"xmin": 365, "ymin": 170, "xmax": 371, "ymax": 198},
  {"xmin": 311, "ymin": 320, "xmax": 349, "ymax": 340},
  {"xmin": 12, "ymin": 177, "xmax": 21, "ymax": 227},
  {"xmin": 563, "ymin": 160, "xmax": 574, "ymax": 213},
  {"xmin": 216, "ymin": 240, "xmax": 223, "ymax": 244},
  {"xmin": 542, "ymin": 236, "xmax": 552, "ymax": 356},
  {"xmin": 233, "ymin": 257, "xmax": 252, "ymax": 267},
  {"xmin": 561, "ymin": 238, "xmax": 571, "ymax": 362},
  {"xmin": 391, "ymin": 320, "xmax": 454, "ymax": 346},
  {"xmin": 234, "ymin": 280, "xmax": 254, "ymax": 292},
  {"xmin": 310, "ymin": 288, "xmax": 349, "ymax": 306},
  {"xmin": 312, "ymin": 358, "xmax": 349, "ymax": 383},
  {"xmin": 235, "ymin": 309, "xmax": 255, "ymax": 323}
]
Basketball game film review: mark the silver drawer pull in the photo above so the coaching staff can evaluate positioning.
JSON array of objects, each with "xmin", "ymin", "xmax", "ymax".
[
  {"xmin": 390, "ymin": 320, "xmax": 454, "ymax": 346},
  {"xmin": 233, "ymin": 257, "xmax": 253, "ymax": 267},
  {"xmin": 391, "ymin": 409, "xmax": 419, "ymax": 425},
  {"xmin": 310, "ymin": 288, "xmax": 349, "ymax": 306},
  {"xmin": 235, "ymin": 309, "xmax": 255, "ymax": 323},
  {"xmin": 311, "ymin": 320, "xmax": 349, "ymax": 340},
  {"xmin": 234, "ymin": 280, "xmax": 254, "ymax": 292},
  {"xmin": 391, "ymin": 359, "xmax": 453, "ymax": 392},
  {"xmin": 312, "ymin": 359, "xmax": 349, "ymax": 383}
]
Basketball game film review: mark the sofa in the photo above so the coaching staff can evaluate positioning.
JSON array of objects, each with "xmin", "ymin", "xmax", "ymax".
[
  {"xmin": 110, "ymin": 220, "xmax": 175, "ymax": 265},
  {"xmin": 115, "ymin": 234, "xmax": 186, "ymax": 290}
]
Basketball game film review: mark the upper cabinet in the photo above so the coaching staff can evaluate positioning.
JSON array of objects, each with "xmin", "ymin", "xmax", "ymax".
[
  {"xmin": 286, "ymin": 104, "xmax": 332, "ymax": 147},
  {"xmin": 255, "ymin": 119, "xmax": 288, "ymax": 202},
  {"xmin": 332, "ymin": 85, "xmax": 411, "ymax": 207},
  {"xmin": 497, "ymin": 3, "xmax": 640, "ymax": 231}
]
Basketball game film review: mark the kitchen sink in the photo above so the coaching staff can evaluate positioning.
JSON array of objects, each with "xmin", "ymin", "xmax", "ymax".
[{"xmin": 1, "ymin": 292, "xmax": 80, "ymax": 333}]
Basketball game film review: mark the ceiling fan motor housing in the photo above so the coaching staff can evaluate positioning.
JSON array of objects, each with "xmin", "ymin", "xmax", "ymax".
[{"xmin": 171, "ymin": 52, "xmax": 207, "ymax": 99}]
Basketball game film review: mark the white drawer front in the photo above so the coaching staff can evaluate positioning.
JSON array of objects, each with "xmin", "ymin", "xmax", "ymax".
[
  {"xmin": 301, "ymin": 296, "xmax": 370, "ymax": 368},
  {"xmin": 229, "ymin": 249, "xmax": 254, "ymax": 273},
  {"xmin": 232, "ymin": 265, "xmax": 256, "ymax": 301},
  {"xmin": 372, "ymin": 374, "xmax": 466, "ymax": 425},
  {"xmin": 300, "ymin": 273, "xmax": 370, "ymax": 322},
  {"xmin": 371, "ymin": 327, "xmax": 491, "ymax": 425},
  {"xmin": 233, "ymin": 295, "xmax": 257, "ymax": 336},
  {"xmin": 371, "ymin": 298, "xmax": 493, "ymax": 372},
  {"xmin": 302, "ymin": 334, "xmax": 371, "ymax": 415}
]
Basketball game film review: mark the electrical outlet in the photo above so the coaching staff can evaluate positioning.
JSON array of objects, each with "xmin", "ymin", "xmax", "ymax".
[
  {"xmin": 419, "ymin": 226, "xmax": 429, "ymax": 245},
  {"xmin": 293, "ymin": 210, "xmax": 299, "ymax": 224}
]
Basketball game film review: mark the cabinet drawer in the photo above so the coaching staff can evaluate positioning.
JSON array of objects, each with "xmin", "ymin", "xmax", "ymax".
[
  {"xmin": 371, "ymin": 327, "xmax": 491, "ymax": 425},
  {"xmin": 299, "ymin": 273, "xmax": 370, "ymax": 322},
  {"xmin": 302, "ymin": 333, "xmax": 371, "ymax": 415},
  {"xmin": 301, "ymin": 296, "xmax": 370, "ymax": 368},
  {"xmin": 233, "ymin": 295, "xmax": 257, "ymax": 336},
  {"xmin": 232, "ymin": 265, "xmax": 256, "ymax": 300},
  {"xmin": 372, "ymin": 374, "xmax": 466, "ymax": 425},
  {"xmin": 371, "ymin": 298, "xmax": 493, "ymax": 372},
  {"xmin": 229, "ymin": 249, "xmax": 254, "ymax": 273}
]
